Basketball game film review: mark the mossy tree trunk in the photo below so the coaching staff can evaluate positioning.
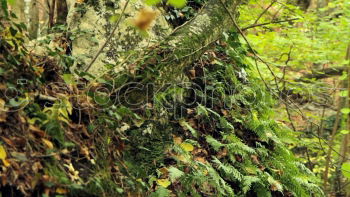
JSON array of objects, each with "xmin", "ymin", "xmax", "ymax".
[
  {"xmin": 29, "ymin": 0, "xmax": 39, "ymax": 39},
  {"xmin": 65, "ymin": 0, "xmax": 241, "ymax": 75},
  {"xmin": 157, "ymin": 0, "xmax": 240, "ymax": 71}
]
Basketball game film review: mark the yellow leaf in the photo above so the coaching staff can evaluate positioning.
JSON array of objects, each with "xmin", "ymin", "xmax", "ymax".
[
  {"xmin": 180, "ymin": 143, "xmax": 194, "ymax": 152},
  {"xmin": 56, "ymin": 187, "xmax": 68, "ymax": 194},
  {"xmin": 0, "ymin": 99, "xmax": 8, "ymax": 123},
  {"xmin": 0, "ymin": 145, "xmax": 7, "ymax": 160},
  {"xmin": 63, "ymin": 99, "xmax": 73, "ymax": 115},
  {"xmin": 175, "ymin": 155, "xmax": 188, "ymax": 163},
  {"xmin": 133, "ymin": 8, "xmax": 158, "ymax": 31},
  {"xmin": 2, "ymin": 159, "xmax": 10, "ymax": 167},
  {"xmin": 173, "ymin": 136, "xmax": 182, "ymax": 145},
  {"xmin": 159, "ymin": 167, "xmax": 168, "ymax": 175},
  {"xmin": 156, "ymin": 179, "xmax": 171, "ymax": 188},
  {"xmin": 202, "ymin": 170, "xmax": 208, "ymax": 175},
  {"xmin": 33, "ymin": 66, "xmax": 44, "ymax": 76},
  {"xmin": 42, "ymin": 139, "xmax": 54, "ymax": 149},
  {"xmin": 0, "ymin": 98, "xmax": 6, "ymax": 109},
  {"xmin": 194, "ymin": 157, "xmax": 206, "ymax": 163}
]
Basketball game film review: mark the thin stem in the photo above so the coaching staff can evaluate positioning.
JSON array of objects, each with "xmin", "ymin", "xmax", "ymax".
[
  {"xmin": 253, "ymin": 0, "xmax": 276, "ymax": 25},
  {"xmin": 84, "ymin": 0, "xmax": 131, "ymax": 72},
  {"xmin": 242, "ymin": 18, "xmax": 300, "ymax": 31}
]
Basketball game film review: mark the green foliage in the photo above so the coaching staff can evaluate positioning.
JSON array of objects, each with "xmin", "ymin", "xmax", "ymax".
[
  {"xmin": 238, "ymin": 1, "xmax": 350, "ymax": 194},
  {"xmin": 145, "ymin": 0, "xmax": 187, "ymax": 8},
  {"xmin": 0, "ymin": 0, "xmax": 327, "ymax": 196},
  {"xmin": 110, "ymin": 31, "xmax": 323, "ymax": 196},
  {"xmin": 342, "ymin": 163, "xmax": 350, "ymax": 178}
]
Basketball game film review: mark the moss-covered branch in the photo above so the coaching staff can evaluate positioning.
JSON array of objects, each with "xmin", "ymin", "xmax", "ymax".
[{"xmin": 159, "ymin": 0, "xmax": 240, "ymax": 69}]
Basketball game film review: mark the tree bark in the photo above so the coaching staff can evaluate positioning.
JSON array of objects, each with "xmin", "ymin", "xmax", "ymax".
[
  {"xmin": 56, "ymin": 0, "xmax": 68, "ymax": 25},
  {"xmin": 48, "ymin": 0, "xmax": 56, "ymax": 29},
  {"xmin": 29, "ymin": 0, "xmax": 39, "ymax": 39},
  {"xmin": 334, "ymin": 42, "xmax": 350, "ymax": 196}
]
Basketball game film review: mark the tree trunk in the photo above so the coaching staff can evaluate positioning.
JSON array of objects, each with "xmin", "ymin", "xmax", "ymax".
[
  {"xmin": 323, "ymin": 93, "xmax": 343, "ymax": 193},
  {"xmin": 334, "ymin": 42, "xmax": 350, "ymax": 196},
  {"xmin": 307, "ymin": 0, "xmax": 318, "ymax": 10},
  {"xmin": 56, "ymin": 0, "xmax": 68, "ymax": 25},
  {"xmin": 48, "ymin": 0, "xmax": 56, "ymax": 29},
  {"xmin": 66, "ymin": 0, "xmax": 240, "ymax": 75},
  {"xmin": 29, "ymin": 0, "xmax": 39, "ymax": 39}
]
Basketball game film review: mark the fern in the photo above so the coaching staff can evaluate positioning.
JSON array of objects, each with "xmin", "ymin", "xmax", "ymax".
[
  {"xmin": 206, "ymin": 135, "xmax": 224, "ymax": 151},
  {"xmin": 212, "ymin": 157, "xmax": 243, "ymax": 182},
  {"xmin": 206, "ymin": 165, "xmax": 235, "ymax": 196},
  {"xmin": 242, "ymin": 176, "xmax": 261, "ymax": 194}
]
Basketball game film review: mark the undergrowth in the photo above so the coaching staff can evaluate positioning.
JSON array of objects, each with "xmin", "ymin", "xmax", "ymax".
[{"xmin": 0, "ymin": 1, "xmax": 323, "ymax": 196}]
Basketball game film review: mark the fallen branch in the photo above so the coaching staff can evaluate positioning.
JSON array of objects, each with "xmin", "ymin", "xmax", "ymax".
[{"xmin": 296, "ymin": 66, "xmax": 346, "ymax": 82}]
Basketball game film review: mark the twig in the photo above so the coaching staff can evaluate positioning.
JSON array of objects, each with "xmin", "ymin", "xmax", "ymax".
[
  {"xmin": 323, "ymin": 92, "xmax": 343, "ymax": 192},
  {"xmin": 219, "ymin": 0, "xmax": 271, "ymax": 91},
  {"xmin": 253, "ymin": 0, "xmax": 276, "ymax": 25},
  {"xmin": 84, "ymin": 0, "xmax": 130, "ymax": 72},
  {"xmin": 281, "ymin": 45, "xmax": 297, "ymax": 131},
  {"xmin": 37, "ymin": 94, "xmax": 58, "ymax": 102},
  {"xmin": 242, "ymin": 18, "xmax": 300, "ymax": 31}
]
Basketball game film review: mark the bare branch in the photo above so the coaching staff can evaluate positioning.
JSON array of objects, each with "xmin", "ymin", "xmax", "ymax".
[{"xmin": 242, "ymin": 18, "xmax": 300, "ymax": 31}]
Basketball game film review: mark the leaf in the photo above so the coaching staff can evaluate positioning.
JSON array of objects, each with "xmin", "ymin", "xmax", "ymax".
[
  {"xmin": 341, "ymin": 108, "xmax": 350, "ymax": 114},
  {"xmin": 168, "ymin": 167, "xmax": 184, "ymax": 182},
  {"xmin": 2, "ymin": 159, "xmax": 10, "ymax": 167},
  {"xmin": 342, "ymin": 163, "xmax": 350, "ymax": 179},
  {"xmin": 180, "ymin": 142, "xmax": 194, "ymax": 152},
  {"xmin": 340, "ymin": 90, "xmax": 348, "ymax": 97},
  {"xmin": 7, "ymin": 0, "xmax": 15, "ymax": 6},
  {"xmin": 341, "ymin": 130, "xmax": 350, "ymax": 134},
  {"xmin": 156, "ymin": 179, "xmax": 171, "ymax": 188},
  {"xmin": 56, "ymin": 188, "xmax": 68, "ymax": 194},
  {"xmin": 197, "ymin": 104, "xmax": 209, "ymax": 116},
  {"xmin": 0, "ymin": 145, "xmax": 9, "ymax": 167},
  {"xmin": 42, "ymin": 139, "xmax": 54, "ymax": 149},
  {"xmin": 62, "ymin": 98, "xmax": 73, "ymax": 115},
  {"xmin": 11, "ymin": 152, "xmax": 27, "ymax": 161},
  {"xmin": 179, "ymin": 120, "xmax": 198, "ymax": 137},
  {"xmin": 145, "ymin": 0, "xmax": 162, "ymax": 6},
  {"xmin": 206, "ymin": 136, "xmax": 223, "ymax": 151},
  {"xmin": 0, "ymin": 145, "xmax": 7, "ymax": 160},
  {"xmin": 267, "ymin": 176, "xmax": 282, "ymax": 192},
  {"xmin": 1, "ymin": 0, "xmax": 9, "ymax": 17},
  {"xmin": 109, "ymin": 14, "xmax": 121, "ymax": 23},
  {"xmin": 167, "ymin": 0, "xmax": 186, "ymax": 8},
  {"xmin": 0, "ymin": 98, "xmax": 7, "ymax": 122},
  {"xmin": 150, "ymin": 186, "xmax": 170, "ymax": 197},
  {"xmin": 340, "ymin": 72, "xmax": 347, "ymax": 80},
  {"xmin": 194, "ymin": 157, "xmax": 207, "ymax": 163},
  {"xmin": 173, "ymin": 136, "xmax": 182, "ymax": 144},
  {"xmin": 159, "ymin": 167, "xmax": 169, "ymax": 176},
  {"xmin": 133, "ymin": 8, "xmax": 158, "ymax": 31},
  {"xmin": 62, "ymin": 74, "xmax": 75, "ymax": 85}
]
